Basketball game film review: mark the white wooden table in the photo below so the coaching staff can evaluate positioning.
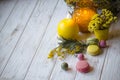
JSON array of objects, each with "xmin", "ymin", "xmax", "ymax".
[{"xmin": 0, "ymin": 0, "xmax": 120, "ymax": 80}]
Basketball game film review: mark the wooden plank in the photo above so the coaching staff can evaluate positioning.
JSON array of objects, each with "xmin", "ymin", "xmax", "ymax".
[
  {"xmin": 0, "ymin": 0, "xmax": 38, "ymax": 76},
  {"xmin": 24, "ymin": 0, "xmax": 69, "ymax": 80},
  {"xmin": 0, "ymin": 0, "xmax": 59, "ymax": 80},
  {"xmin": 0, "ymin": 0, "xmax": 17, "ymax": 31},
  {"xmin": 100, "ymin": 18, "xmax": 120, "ymax": 80},
  {"xmin": 50, "ymin": 56, "xmax": 77, "ymax": 80}
]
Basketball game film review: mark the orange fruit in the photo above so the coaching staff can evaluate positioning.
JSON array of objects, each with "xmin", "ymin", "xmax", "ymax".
[
  {"xmin": 72, "ymin": 7, "xmax": 96, "ymax": 32},
  {"xmin": 57, "ymin": 18, "xmax": 79, "ymax": 40}
]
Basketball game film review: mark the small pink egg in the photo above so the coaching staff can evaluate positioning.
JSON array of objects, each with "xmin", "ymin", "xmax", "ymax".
[
  {"xmin": 99, "ymin": 40, "xmax": 106, "ymax": 48},
  {"xmin": 76, "ymin": 60, "xmax": 90, "ymax": 73},
  {"xmin": 77, "ymin": 54, "xmax": 84, "ymax": 60}
]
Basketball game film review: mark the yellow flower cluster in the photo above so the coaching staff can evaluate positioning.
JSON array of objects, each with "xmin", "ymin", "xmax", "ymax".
[
  {"xmin": 88, "ymin": 14, "xmax": 102, "ymax": 32},
  {"xmin": 48, "ymin": 45, "xmax": 82, "ymax": 59},
  {"xmin": 88, "ymin": 9, "xmax": 117, "ymax": 32}
]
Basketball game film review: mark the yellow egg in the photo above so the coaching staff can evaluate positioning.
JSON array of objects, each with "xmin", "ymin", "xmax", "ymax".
[{"xmin": 87, "ymin": 45, "xmax": 100, "ymax": 56}]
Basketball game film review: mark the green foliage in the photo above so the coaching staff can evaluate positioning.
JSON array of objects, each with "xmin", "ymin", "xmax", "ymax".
[
  {"xmin": 48, "ymin": 37, "xmax": 86, "ymax": 59},
  {"xmin": 57, "ymin": 37, "xmax": 86, "ymax": 53}
]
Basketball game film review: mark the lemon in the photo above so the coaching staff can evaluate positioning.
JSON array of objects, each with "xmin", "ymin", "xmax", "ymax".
[{"xmin": 57, "ymin": 18, "xmax": 79, "ymax": 40}]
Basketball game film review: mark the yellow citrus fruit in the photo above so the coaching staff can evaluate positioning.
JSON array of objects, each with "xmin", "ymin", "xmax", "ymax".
[
  {"xmin": 72, "ymin": 7, "xmax": 96, "ymax": 32},
  {"xmin": 57, "ymin": 18, "xmax": 79, "ymax": 40}
]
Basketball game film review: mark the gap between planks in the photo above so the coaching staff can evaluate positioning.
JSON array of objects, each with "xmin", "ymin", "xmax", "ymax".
[
  {"xmin": 0, "ymin": 0, "xmax": 18, "ymax": 32},
  {"xmin": 0, "ymin": 1, "xmax": 59, "ymax": 79},
  {"xmin": 0, "ymin": 0, "xmax": 39, "ymax": 77},
  {"xmin": 23, "ymin": 0, "xmax": 59, "ymax": 80},
  {"xmin": 23, "ymin": 0, "xmax": 68, "ymax": 80}
]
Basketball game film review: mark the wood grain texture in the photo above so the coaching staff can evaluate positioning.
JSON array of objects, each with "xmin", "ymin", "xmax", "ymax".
[
  {"xmin": 0, "ymin": 0, "xmax": 17, "ymax": 31},
  {"xmin": 24, "ymin": 0, "xmax": 69, "ymax": 80},
  {"xmin": 50, "ymin": 56, "xmax": 77, "ymax": 80},
  {"xmin": 0, "ymin": 0, "xmax": 38, "ymax": 77},
  {"xmin": 0, "ymin": 0, "xmax": 59, "ymax": 80},
  {"xmin": 100, "ymin": 18, "xmax": 120, "ymax": 80}
]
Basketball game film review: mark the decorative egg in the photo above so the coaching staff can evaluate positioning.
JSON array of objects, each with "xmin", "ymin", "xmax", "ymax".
[
  {"xmin": 77, "ymin": 54, "xmax": 84, "ymax": 60},
  {"xmin": 87, "ymin": 45, "xmax": 100, "ymax": 56},
  {"xmin": 76, "ymin": 60, "xmax": 90, "ymax": 73},
  {"xmin": 61, "ymin": 62, "xmax": 68, "ymax": 71},
  {"xmin": 99, "ymin": 40, "xmax": 106, "ymax": 48}
]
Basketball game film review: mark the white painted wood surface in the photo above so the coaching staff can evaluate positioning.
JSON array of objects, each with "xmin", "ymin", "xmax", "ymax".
[
  {"xmin": 0, "ymin": 0, "xmax": 38, "ymax": 77},
  {"xmin": 0, "ymin": 0, "xmax": 59, "ymax": 80},
  {"xmin": 0, "ymin": 0, "xmax": 17, "ymax": 31},
  {"xmin": 0, "ymin": 0, "xmax": 120, "ymax": 80},
  {"xmin": 24, "ymin": 0, "xmax": 68, "ymax": 80},
  {"xmin": 100, "ymin": 18, "xmax": 120, "ymax": 80}
]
